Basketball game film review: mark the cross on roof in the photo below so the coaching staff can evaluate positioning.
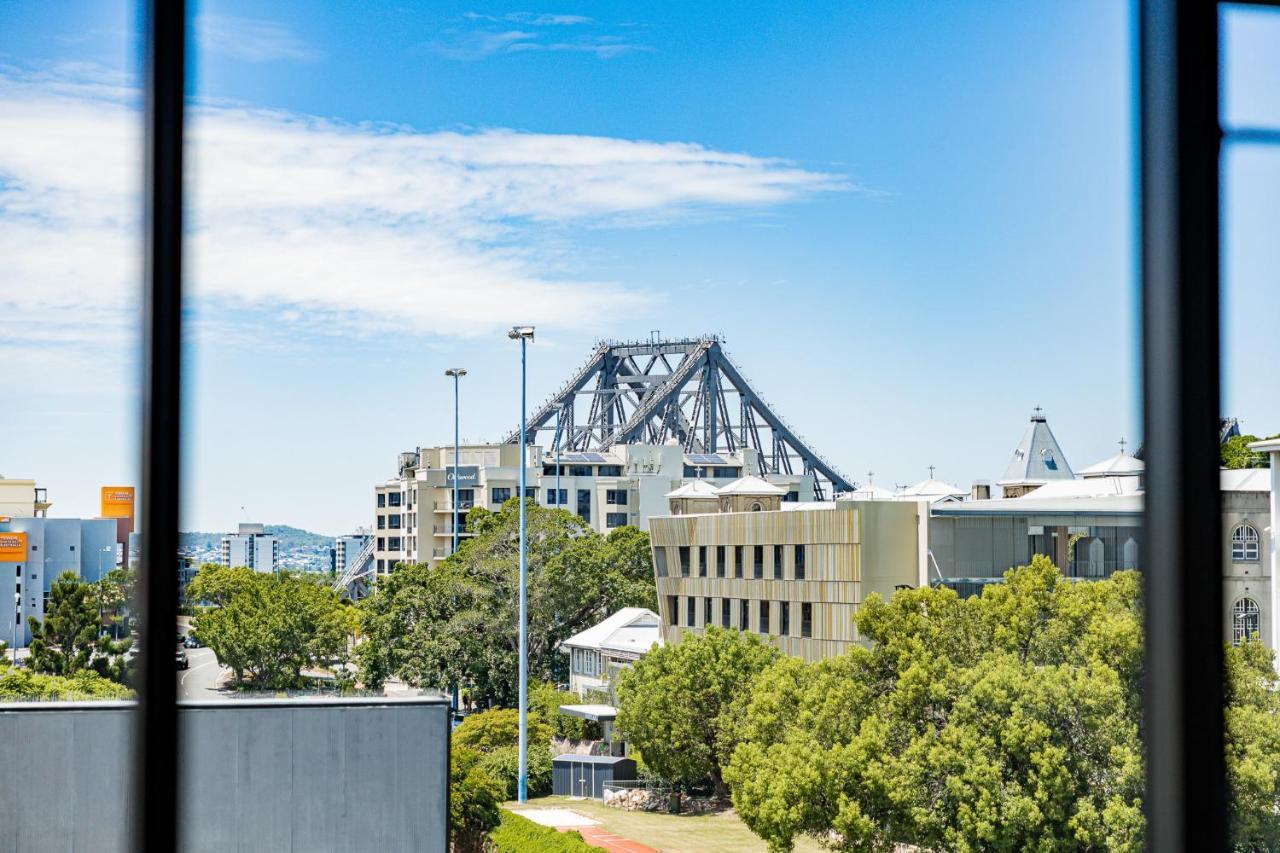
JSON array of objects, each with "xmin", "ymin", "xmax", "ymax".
[
  {"xmin": 867, "ymin": 471, "xmax": 874, "ymax": 485},
  {"xmin": 928, "ymin": 465, "xmax": 936, "ymax": 479},
  {"xmin": 1119, "ymin": 437, "xmax": 1127, "ymax": 454}
]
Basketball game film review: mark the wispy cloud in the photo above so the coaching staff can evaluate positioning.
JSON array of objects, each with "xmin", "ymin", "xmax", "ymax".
[
  {"xmin": 196, "ymin": 14, "xmax": 321, "ymax": 63},
  {"xmin": 0, "ymin": 64, "xmax": 847, "ymax": 359},
  {"xmin": 434, "ymin": 12, "xmax": 647, "ymax": 60}
]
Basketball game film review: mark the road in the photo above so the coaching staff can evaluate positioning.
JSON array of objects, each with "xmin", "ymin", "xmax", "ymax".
[{"xmin": 177, "ymin": 647, "xmax": 231, "ymax": 700}]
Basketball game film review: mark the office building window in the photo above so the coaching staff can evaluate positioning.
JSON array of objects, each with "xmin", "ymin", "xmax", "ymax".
[
  {"xmin": 1231, "ymin": 524, "xmax": 1260, "ymax": 561},
  {"xmin": 547, "ymin": 488, "xmax": 568, "ymax": 506},
  {"xmin": 542, "ymin": 465, "xmax": 562, "ymax": 476},
  {"xmin": 569, "ymin": 465, "xmax": 592, "ymax": 477},
  {"xmin": 388, "ymin": 492, "xmax": 402, "ymax": 507},
  {"xmin": 387, "ymin": 537, "xmax": 401, "ymax": 551},
  {"xmin": 802, "ymin": 603, "xmax": 813, "ymax": 638},
  {"xmin": 784, "ymin": 491, "xmax": 800, "ymax": 502},
  {"xmin": 1233, "ymin": 598, "xmax": 1261, "ymax": 645},
  {"xmin": 722, "ymin": 598, "xmax": 730, "ymax": 626},
  {"xmin": 780, "ymin": 601, "xmax": 790, "ymax": 636},
  {"xmin": 605, "ymin": 489, "xmax": 628, "ymax": 505},
  {"xmin": 716, "ymin": 545, "xmax": 726, "ymax": 578},
  {"xmin": 491, "ymin": 487, "xmax": 512, "ymax": 504},
  {"xmin": 598, "ymin": 465, "xmax": 623, "ymax": 477},
  {"xmin": 388, "ymin": 515, "xmax": 401, "ymax": 529},
  {"xmin": 759, "ymin": 600, "xmax": 770, "ymax": 634},
  {"xmin": 523, "ymin": 486, "xmax": 538, "ymax": 499},
  {"xmin": 774, "ymin": 547, "xmax": 783, "ymax": 579},
  {"xmin": 679, "ymin": 547, "xmax": 690, "ymax": 576},
  {"xmin": 577, "ymin": 489, "xmax": 591, "ymax": 523},
  {"xmin": 606, "ymin": 512, "xmax": 628, "ymax": 528},
  {"xmin": 704, "ymin": 597, "xmax": 712, "ymax": 626},
  {"xmin": 740, "ymin": 599, "xmax": 750, "ymax": 631},
  {"xmin": 377, "ymin": 493, "xmax": 386, "ymax": 507},
  {"xmin": 683, "ymin": 465, "xmax": 700, "ymax": 477},
  {"xmin": 795, "ymin": 545, "xmax": 805, "ymax": 579},
  {"xmin": 698, "ymin": 546, "xmax": 708, "ymax": 577},
  {"xmin": 734, "ymin": 545, "xmax": 744, "ymax": 579},
  {"xmin": 666, "ymin": 595, "xmax": 678, "ymax": 624},
  {"xmin": 686, "ymin": 596, "xmax": 696, "ymax": 628},
  {"xmin": 377, "ymin": 516, "xmax": 385, "ymax": 529},
  {"xmin": 753, "ymin": 545, "xmax": 764, "ymax": 579},
  {"xmin": 376, "ymin": 537, "xmax": 385, "ymax": 551},
  {"xmin": 654, "ymin": 549, "xmax": 669, "ymax": 578},
  {"xmin": 713, "ymin": 466, "xmax": 739, "ymax": 478}
]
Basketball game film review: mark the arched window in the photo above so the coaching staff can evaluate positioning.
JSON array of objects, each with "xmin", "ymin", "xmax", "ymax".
[
  {"xmin": 1233, "ymin": 597, "xmax": 1261, "ymax": 646},
  {"xmin": 749, "ymin": 501, "xmax": 763, "ymax": 512},
  {"xmin": 1232, "ymin": 524, "xmax": 1260, "ymax": 561}
]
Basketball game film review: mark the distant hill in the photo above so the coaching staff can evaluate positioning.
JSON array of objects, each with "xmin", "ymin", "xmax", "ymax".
[{"xmin": 179, "ymin": 525, "xmax": 333, "ymax": 549}]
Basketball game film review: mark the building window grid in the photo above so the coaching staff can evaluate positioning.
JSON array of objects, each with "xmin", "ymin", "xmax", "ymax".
[
  {"xmin": 753, "ymin": 545, "xmax": 764, "ymax": 579},
  {"xmin": 759, "ymin": 601, "xmax": 770, "ymax": 634},
  {"xmin": 1233, "ymin": 597, "xmax": 1261, "ymax": 646},
  {"xmin": 801, "ymin": 602, "xmax": 813, "ymax": 638},
  {"xmin": 686, "ymin": 596, "xmax": 696, "ymax": 628},
  {"xmin": 704, "ymin": 597, "xmax": 712, "ymax": 627},
  {"xmin": 734, "ymin": 545, "xmax": 744, "ymax": 579},
  {"xmin": 773, "ymin": 547, "xmax": 783, "ymax": 580},
  {"xmin": 715, "ymin": 545, "xmax": 726, "ymax": 578},
  {"xmin": 780, "ymin": 601, "xmax": 790, "ymax": 636},
  {"xmin": 721, "ymin": 598, "xmax": 730, "ymax": 626},
  {"xmin": 1232, "ymin": 524, "xmax": 1260, "ymax": 562},
  {"xmin": 739, "ymin": 599, "xmax": 750, "ymax": 632},
  {"xmin": 698, "ymin": 546, "xmax": 707, "ymax": 577},
  {"xmin": 795, "ymin": 545, "xmax": 805, "ymax": 580}
]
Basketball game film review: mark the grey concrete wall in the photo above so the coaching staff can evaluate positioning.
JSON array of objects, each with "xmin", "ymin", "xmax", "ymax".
[{"xmin": 0, "ymin": 696, "xmax": 450, "ymax": 853}]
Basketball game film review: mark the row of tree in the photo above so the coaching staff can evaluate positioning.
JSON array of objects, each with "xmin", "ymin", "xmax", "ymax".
[
  {"xmin": 355, "ymin": 499, "xmax": 656, "ymax": 705},
  {"xmin": 616, "ymin": 557, "xmax": 1280, "ymax": 852}
]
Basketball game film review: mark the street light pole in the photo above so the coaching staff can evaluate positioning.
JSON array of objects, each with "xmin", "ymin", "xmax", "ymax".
[
  {"xmin": 444, "ymin": 368, "xmax": 467, "ymax": 555},
  {"xmin": 555, "ymin": 407, "xmax": 561, "ymax": 511},
  {"xmin": 12, "ymin": 591, "xmax": 19, "ymax": 666},
  {"xmin": 508, "ymin": 325, "xmax": 534, "ymax": 803}
]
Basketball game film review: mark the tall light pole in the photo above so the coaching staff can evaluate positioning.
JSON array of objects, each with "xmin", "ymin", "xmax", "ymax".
[
  {"xmin": 507, "ymin": 324, "xmax": 534, "ymax": 803},
  {"xmin": 12, "ymin": 591, "xmax": 19, "ymax": 666},
  {"xmin": 555, "ymin": 406, "xmax": 562, "ymax": 511},
  {"xmin": 444, "ymin": 368, "xmax": 468, "ymax": 555}
]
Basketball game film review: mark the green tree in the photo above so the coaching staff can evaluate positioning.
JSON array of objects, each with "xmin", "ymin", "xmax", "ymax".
[
  {"xmin": 1221, "ymin": 433, "xmax": 1277, "ymax": 469},
  {"xmin": 0, "ymin": 664, "xmax": 134, "ymax": 700},
  {"xmin": 186, "ymin": 563, "xmax": 257, "ymax": 607},
  {"xmin": 531, "ymin": 680, "xmax": 601, "ymax": 740},
  {"xmin": 450, "ymin": 746, "xmax": 505, "ymax": 853},
  {"xmin": 357, "ymin": 500, "xmax": 656, "ymax": 704},
  {"xmin": 1225, "ymin": 639, "xmax": 1280, "ymax": 849},
  {"xmin": 92, "ymin": 567, "xmax": 135, "ymax": 638},
  {"xmin": 28, "ymin": 571, "xmax": 133, "ymax": 682},
  {"xmin": 616, "ymin": 626, "xmax": 780, "ymax": 797},
  {"xmin": 454, "ymin": 707, "xmax": 554, "ymax": 753},
  {"xmin": 193, "ymin": 568, "xmax": 349, "ymax": 689},
  {"xmin": 726, "ymin": 557, "xmax": 1145, "ymax": 852}
]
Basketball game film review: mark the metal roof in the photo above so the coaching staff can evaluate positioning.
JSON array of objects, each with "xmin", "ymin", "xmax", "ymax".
[
  {"xmin": 558, "ymin": 608, "xmax": 662, "ymax": 654},
  {"xmin": 999, "ymin": 409, "xmax": 1075, "ymax": 484},
  {"xmin": 1078, "ymin": 452, "xmax": 1144, "ymax": 478},
  {"xmin": 716, "ymin": 475, "xmax": 787, "ymax": 496}
]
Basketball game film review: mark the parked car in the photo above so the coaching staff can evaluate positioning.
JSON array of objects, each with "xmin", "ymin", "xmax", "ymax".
[
  {"xmin": 183, "ymin": 635, "xmax": 202, "ymax": 649},
  {"xmin": 176, "ymin": 650, "xmax": 189, "ymax": 670}
]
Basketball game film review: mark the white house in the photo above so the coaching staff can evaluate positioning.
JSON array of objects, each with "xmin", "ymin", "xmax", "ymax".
[{"xmin": 559, "ymin": 607, "xmax": 663, "ymax": 698}]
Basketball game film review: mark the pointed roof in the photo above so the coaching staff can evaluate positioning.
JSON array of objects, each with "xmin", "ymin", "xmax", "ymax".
[
  {"xmin": 559, "ymin": 608, "xmax": 663, "ymax": 654},
  {"xmin": 847, "ymin": 483, "xmax": 896, "ymax": 501},
  {"xmin": 665, "ymin": 480, "xmax": 721, "ymax": 499},
  {"xmin": 717, "ymin": 475, "xmax": 787, "ymax": 496},
  {"xmin": 901, "ymin": 478, "xmax": 966, "ymax": 499},
  {"xmin": 1078, "ymin": 452, "xmax": 1144, "ymax": 478},
  {"xmin": 999, "ymin": 408, "xmax": 1074, "ymax": 484}
]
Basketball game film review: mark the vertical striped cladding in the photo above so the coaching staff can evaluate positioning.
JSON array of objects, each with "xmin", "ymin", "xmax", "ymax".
[{"xmin": 650, "ymin": 502, "xmax": 919, "ymax": 663}]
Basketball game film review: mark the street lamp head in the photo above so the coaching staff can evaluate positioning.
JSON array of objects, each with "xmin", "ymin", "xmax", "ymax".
[
  {"xmin": 508, "ymin": 325, "xmax": 535, "ymax": 341},
  {"xmin": 444, "ymin": 368, "xmax": 468, "ymax": 377}
]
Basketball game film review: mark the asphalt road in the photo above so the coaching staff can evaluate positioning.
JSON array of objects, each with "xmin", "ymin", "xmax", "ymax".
[{"xmin": 177, "ymin": 646, "xmax": 230, "ymax": 700}]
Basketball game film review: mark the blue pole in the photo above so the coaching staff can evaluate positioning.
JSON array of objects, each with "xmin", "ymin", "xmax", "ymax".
[
  {"xmin": 453, "ymin": 372, "xmax": 460, "ymax": 556},
  {"xmin": 518, "ymin": 335, "xmax": 529, "ymax": 803},
  {"xmin": 555, "ymin": 407, "xmax": 561, "ymax": 510}
]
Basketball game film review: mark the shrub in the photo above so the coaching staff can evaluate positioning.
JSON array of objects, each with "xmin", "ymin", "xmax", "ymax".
[
  {"xmin": 531, "ymin": 680, "xmax": 602, "ymax": 740},
  {"xmin": 479, "ymin": 743, "xmax": 555, "ymax": 799},
  {"xmin": 490, "ymin": 810, "xmax": 605, "ymax": 852},
  {"xmin": 0, "ymin": 666, "xmax": 134, "ymax": 700},
  {"xmin": 454, "ymin": 706, "xmax": 554, "ymax": 753},
  {"xmin": 450, "ymin": 747, "xmax": 505, "ymax": 853}
]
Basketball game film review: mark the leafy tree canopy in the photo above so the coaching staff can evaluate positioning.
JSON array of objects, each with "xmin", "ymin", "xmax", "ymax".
[
  {"xmin": 357, "ymin": 499, "xmax": 656, "ymax": 705},
  {"xmin": 27, "ymin": 571, "xmax": 133, "ymax": 683},
  {"xmin": 1221, "ymin": 433, "xmax": 1277, "ymax": 469},
  {"xmin": 0, "ymin": 664, "xmax": 134, "ymax": 700},
  {"xmin": 616, "ymin": 626, "xmax": 780, "ymax": 797}
]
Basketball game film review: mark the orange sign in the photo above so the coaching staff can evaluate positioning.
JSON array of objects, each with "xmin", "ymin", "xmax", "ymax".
[
  {"xmin": 100, "ymin": 486, "xmax": 136, "ymax": 519},
  {"xmin": 0, "ymin": 532, "xmax": 27, "ymax": 562}
]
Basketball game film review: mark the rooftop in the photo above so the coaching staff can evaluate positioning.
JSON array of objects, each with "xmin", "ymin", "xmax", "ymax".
[
  {"xmin": 559, "ymin": 607, "xmax": 662, "ymax": 655},
  {"xmin": 999, "ymin": 407, "xmax": 1075, "ymax": 485}
]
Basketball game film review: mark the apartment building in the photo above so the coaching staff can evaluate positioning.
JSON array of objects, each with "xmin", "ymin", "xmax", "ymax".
[
  {"xmin": 334, "ymin": 532, "xmax": 371, "ymax": 578},
  {"xmin": 220, "ymin": 523, "xmax": 279, "ymax": 574},
  {"xmin": 371, "ymin": 442, "xmax": 813, "ymax": 575}
]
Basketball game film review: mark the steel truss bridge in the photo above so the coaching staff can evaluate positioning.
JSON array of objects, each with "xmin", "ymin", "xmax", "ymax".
[{"xmin": 504, "ymin": 336, "xmax": 855, "ymax": 500}]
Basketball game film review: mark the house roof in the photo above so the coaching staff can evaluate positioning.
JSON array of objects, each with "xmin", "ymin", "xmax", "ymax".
[
  {"xmin": 559, "ymin": 607, "xmax": 662, "ymax": 655},
  {"xmin": 664, "ymin": 480, "xmax": 721, "ymax": 499},
  {"xmin": 900, "ymin": 478, "xmax": 966, "ymax": 498},
  {"xmin": 933, "ymin": 493, "xmax": 1143, "ymax": 517},
  {"xmin": 999, "ymin": 409, "xmax": 1074, "ymax": 484},
  {"xmin": 716, "ymin": 475, "xmax": 786, "ymax": 496},
  {"xmin": 1078, "ymin": 452, "xmax": 1144, "ymax": 478},
  {"xmin": 1013, "ymin": 475, "xmax": 1141, "ymax": 499},
  {"xmin": 1221, "ymin": 468, "xmax": 1271, "ymax": 492},
  {"xmin": 846, "ymin": 483, "xmax": 896, "ymax": 500}
]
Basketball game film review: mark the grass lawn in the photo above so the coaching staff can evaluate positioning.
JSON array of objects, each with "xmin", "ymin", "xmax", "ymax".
[{"xmin": 509, "ymin": 796, "xmax": 827, "ymax": 853}]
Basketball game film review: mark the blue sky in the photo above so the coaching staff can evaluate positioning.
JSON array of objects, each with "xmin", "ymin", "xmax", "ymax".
[{"xmin": 1, "ymin": 2, "xmax": 1276, "ymax": 534}]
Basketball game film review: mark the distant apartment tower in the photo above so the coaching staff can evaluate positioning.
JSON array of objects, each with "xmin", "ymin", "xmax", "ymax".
[
  {"xmin": 334, "ymin": 531, "xmax": 371, "ymax": 577},
  {"xmin": 0, "ymin": 475, "xmax": 52, "ymax": 518},
  {"xmin": 220, "ymin": 523, "xmax": 279, "ymax": 573}
]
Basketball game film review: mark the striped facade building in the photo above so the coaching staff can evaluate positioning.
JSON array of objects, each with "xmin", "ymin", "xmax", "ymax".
[{"xmin": 649, "ymin": 480, "xmax": 925, "ymax": 662}]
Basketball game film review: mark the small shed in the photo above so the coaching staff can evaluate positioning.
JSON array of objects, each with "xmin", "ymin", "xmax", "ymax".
[{"xmin": 552, "ymin": 754, "xmax": 637, "ymax": 799}]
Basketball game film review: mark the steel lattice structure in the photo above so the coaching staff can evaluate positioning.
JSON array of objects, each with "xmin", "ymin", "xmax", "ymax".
[{"xmin": 504, "ymin": 336, "xmax": 854, "ymax": 500}]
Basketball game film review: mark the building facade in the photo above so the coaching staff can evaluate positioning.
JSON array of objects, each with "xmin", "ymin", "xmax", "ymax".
[
  {"xmin": 220, "ymin": 523, "xmax": 279, "ymax": 574},
  {"xmin": 371, "ymin": 442, "xmax": 813, "ymax": 576},
  {"xmin": 649, "ymin": 492, "xmax": 924, "ymax": 662},
  {"xmin": 559, "ymin": 607, "xmax": 663, "ymax": 698},
  {"xmin": 334, "ymin": 533, "xmax": 371, "ymax": 578},
  {"xmin": 0, "ymin": 476, "xmax": 51, "ymax": 518},
  {"xmin": 0, "ymin": 516, "xmax": 119, "ymax": 647}
]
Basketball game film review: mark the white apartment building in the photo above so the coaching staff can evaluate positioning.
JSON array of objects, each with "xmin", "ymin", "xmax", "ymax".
[
  {"xmin": 371, "ymin": 442, "xmax": 814, "ymax": 575},
  {"xmin": 334, "ymin": 532, "xmax": 371, "ymax": 577},
  {"xmin": 220, "ymin": 523, "xmax": 279, "ymax": 574}
]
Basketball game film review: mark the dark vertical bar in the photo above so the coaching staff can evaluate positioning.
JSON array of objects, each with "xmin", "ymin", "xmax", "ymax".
[
  {"xmin": 136, "ymin": 1, "xmax": 185, "ymax": 850},
  {"xmin": 1140, "ymin": 0, "xmax": 1224, "ymax": 850}
]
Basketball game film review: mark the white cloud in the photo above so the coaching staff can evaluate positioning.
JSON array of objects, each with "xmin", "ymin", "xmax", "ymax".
[
  {"xmin": 0, "ymin": 65, "xmax": 846, "ymax": 356},
  {"xmin": 435, "ymin": 12, "xmax": 647, "ymax": 59},
  {"xmin": 196, "ymin": 14, "xmax": 321, "ymax": 63}
]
